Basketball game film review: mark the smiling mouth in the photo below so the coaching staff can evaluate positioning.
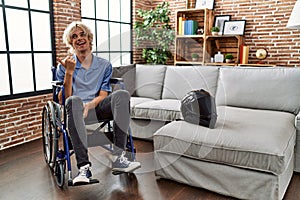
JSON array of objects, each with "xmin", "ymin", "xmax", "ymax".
[{"xmin": 77, "ymin": 41, "xmax": 86, "ymax": 47}]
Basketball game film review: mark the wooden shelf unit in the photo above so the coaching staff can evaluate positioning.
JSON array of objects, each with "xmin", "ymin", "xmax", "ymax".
[
  {"xmin": 174, "ymin": 8, "xmax": 244, "ymax": 66},
  {"xmin": 205, "ymin": 35, "xmax": 244, "ymax": 64}
]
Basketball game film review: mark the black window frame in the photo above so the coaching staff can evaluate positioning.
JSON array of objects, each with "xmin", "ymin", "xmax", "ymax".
[{"xmin": 0, "ymin": 0, "xmax": 55, "ymax": 101}]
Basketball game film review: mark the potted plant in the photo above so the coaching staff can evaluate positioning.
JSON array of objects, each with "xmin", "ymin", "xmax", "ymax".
[
  {"xmin": 225, "ymin": 54, "xmax": 234, "ymax": 63},
  {"xmin": 211, "ymin": 27, "xmax": 220, "ymax": 35},
  {"xmin": 134, "ymin": 2, "xmax": 175, "ymax": 64},
  {"xmin": 191, "ymin": 53, "xmax": 199, "ymax": 61}
]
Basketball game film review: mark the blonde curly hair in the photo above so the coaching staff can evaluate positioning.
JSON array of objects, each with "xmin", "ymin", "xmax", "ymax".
[{"xmin": 63, "ymin": 21, "xmax": 93, "ymax": 53}]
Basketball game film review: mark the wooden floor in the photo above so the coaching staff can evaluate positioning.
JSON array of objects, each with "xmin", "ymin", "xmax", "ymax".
[{"xmin": 1, "ymin": 139, "xmax": 300, "ymax": 200}]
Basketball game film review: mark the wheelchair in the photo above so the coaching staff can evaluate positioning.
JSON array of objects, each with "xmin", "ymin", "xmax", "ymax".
[{"xmin": 41, "ymin": 66, "xmax": 137, "ymax": 188}]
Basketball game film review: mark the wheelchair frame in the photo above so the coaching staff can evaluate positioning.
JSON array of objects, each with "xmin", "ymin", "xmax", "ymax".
[{"xmin": 41, "ymin": 67, "xmax": 137, "ymax": 188}]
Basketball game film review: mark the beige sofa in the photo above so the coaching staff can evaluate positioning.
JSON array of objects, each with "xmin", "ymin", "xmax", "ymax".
[{"xmin": 127, "ymin": 64, "xmax": 300, "ymax": 200}]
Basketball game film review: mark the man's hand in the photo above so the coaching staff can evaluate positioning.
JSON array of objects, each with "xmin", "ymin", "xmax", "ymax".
[
  {"xmin": 83, "ymin": 103, "xmax": 89, "ymax": 118},
  {"xmin": 83, "ymin": 102, "xmax": 94, "ymax": 118},
  {"xmin": 58, "ymin": 55, "xmax": 76, "ymax": 73}
]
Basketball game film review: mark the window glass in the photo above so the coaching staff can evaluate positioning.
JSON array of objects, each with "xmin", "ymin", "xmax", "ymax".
[
  {"xmin": 10, "ymin": 54, "xmax": 34, "ymax": 94},
  {"xmin": 0, "ymin": 55, "xmax": 10, "ymax": 96},
  {"xmin": 121, "ymin": 52, "xmax": 131, "ymax": 65},
  {"xmin": 121, "ymin": 24, "xmax": 131, "ymax": 51},
  {"xmin": 97, "ymin": 21, "xmax": 109, "ymax": 51},
  {"xmin": 95, "ymin": 52, "xmax": 109, "ymax": 61},
  {"xmin": 96, "ymin": 0, "xmax": 108, "ymax": 20},
  {"xmin": 110, "ymin": 22, "xmax": 120, "ymax": 51},
  {"xmin": 0, "ymin": 9, "xmax": 6, "ymax": 51},
  {"xmin": 81, "ymin": 0, "xmax": 95, "ymax": 18},
  {"xmin": 82, "ymin": 0, "xmax": 131, "ymax": 65},
  {"xmin": 30, "ymin": 0, "xmax": 49, "ymax": 11},
  {"xmin": 110, "ymin": 52, "xmax": 121, "ymax": 67},
  {"xmin": 31, "ymin": 12, "xmax": 51, "ymax": 51},
  {"xmin": 6, "ymin": 8, "xmax": 31, "ymax": 51},
  {"xmin": 4, "ymin": 0, "xmax": 28, "ymax": 8},
  {"xmin": 121, "ymin": 0, "xmax": 130, "ymax": 23},
  {"xmin": 109, "ymin": 0, "xmax": 120, "ymax": 21},
  {"xmin": 82, "ymin": 19, "xmax": 96, "ymax": 51},
  {"xmin": 34, "ymin": 53, "xmax": 52, "ymax": 90}
]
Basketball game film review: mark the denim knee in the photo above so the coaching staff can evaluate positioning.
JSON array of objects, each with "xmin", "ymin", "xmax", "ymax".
[
  {"xmin": 112, "ymin": 90, "xmax": 130, "ymax": 102},
  {"xmin": 65, "ymin": 96, "xmax": 84, "ymax": 111}
]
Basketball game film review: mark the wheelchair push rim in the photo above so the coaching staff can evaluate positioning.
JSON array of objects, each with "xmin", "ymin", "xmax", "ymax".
[{"xmin": 42, "ymin": 103, "xmax": 58, "ymax": 169}]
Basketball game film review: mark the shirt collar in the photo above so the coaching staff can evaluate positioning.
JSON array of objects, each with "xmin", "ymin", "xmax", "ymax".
[{"xmin": 74, "ymin": 54, "xmax": 95, "ymax": 69}]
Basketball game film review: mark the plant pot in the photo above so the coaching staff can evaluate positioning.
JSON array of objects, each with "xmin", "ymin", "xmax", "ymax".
[
  {"xmin": 212, "ymin": 32, "xmax": 218, "ymax": 36},
  {"xmin": 192, "ymin": 58, "xmax": 198, "ymax": 61},
  {"xmin": 226, "ymin": 59, "xmax": 234, "ymax": 63}
]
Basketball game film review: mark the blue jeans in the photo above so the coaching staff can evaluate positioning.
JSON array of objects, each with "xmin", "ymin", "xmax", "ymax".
[{"xmin": 65, "ymin": 90, "xmax": 130, "ymax": 168}]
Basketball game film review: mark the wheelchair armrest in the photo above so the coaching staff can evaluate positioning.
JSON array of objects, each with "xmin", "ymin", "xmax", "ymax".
[
  {"xmin": 110, "ymin": 77, "xmax": 124, "ymax": 84},
  {"xmin": 110, "ymin": 77, "xmax": 126, "ymax": 90},
  {"xmin": 51, "ymin": 81, "xmax": 63, "ymax": 87}
]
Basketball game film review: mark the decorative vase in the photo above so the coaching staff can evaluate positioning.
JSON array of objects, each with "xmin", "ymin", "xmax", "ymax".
[{"xmin": 214, "ymin": 51, "xmax": 224, "ymax": 63}]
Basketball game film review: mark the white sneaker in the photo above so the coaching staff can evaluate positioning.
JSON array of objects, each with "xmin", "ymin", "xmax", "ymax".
[
  {"xmin": 112, "ymin": 151, "xmax": 141, "ymax": 173},
  {"xmin": 72, "ymin": 164, "xmax": 99, "ymax": 186}
]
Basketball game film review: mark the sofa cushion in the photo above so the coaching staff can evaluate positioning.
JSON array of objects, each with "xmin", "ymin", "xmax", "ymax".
[
  {"xmin": 154, "ymin": 106, "xmax": 296, "ymax": 175},
  {"xmin": 112, "ymin": 64, "xmax": 136, "ymax": 95},
  {"xmin": 216, "ymin": 67, "xmax": 300, "ymax": 114},
  {"xmin": 135, "ymin": 64, "xmax": 166, "ymax": 100},
  {"xmin": 130, "ymin": 96, "xmax": 154, "ymax": 116},
  {"xmin": 132, "ymin": 99, "xmax": 182, "ymax": 121},
  {"xmin": 162, "ymin": 66, "xmax": 219, "ymax": 100}
]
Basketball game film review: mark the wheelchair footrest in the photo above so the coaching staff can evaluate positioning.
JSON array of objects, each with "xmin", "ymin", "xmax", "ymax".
[{"xmin": 70, "ymin": 178, "xmax": 100, "ymax": 186}]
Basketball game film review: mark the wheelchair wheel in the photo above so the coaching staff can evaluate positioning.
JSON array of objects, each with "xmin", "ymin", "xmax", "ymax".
[
  {"xmin": 42, "ymin": 102, "xmax": 58, "ymax": 169},
  {"xmin": 55, "ymin": 160, "xmax": 65, "ymax": 188}
]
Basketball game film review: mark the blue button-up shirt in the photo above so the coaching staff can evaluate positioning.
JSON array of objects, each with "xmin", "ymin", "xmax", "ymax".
[{"xmin": 56, "ymin": 54, "xmax": 112, "ymax": 103}]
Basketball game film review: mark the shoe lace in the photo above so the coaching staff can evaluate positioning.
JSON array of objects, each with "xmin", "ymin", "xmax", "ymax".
[
  {"xmin": 119, "ymin": 151, "xmax": 130, "ymax": 165},
  {"xmin": 79, "ymin": 166, "xmax": 89, "ymax": 176}
]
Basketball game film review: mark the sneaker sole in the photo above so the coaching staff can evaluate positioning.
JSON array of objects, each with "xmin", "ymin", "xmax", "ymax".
[
  {"xmin": 72, "ymin": 178, "xmax": 99, "ymax": 186},
  {"xmin": 112, "ymin": 163, "xmax": 141, "ymax": 173}
]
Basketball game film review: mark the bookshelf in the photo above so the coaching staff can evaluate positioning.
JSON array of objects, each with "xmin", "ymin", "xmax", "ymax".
[{"xmin": 174, "ymin": 8, "xmax": 244, "ymax": 66}]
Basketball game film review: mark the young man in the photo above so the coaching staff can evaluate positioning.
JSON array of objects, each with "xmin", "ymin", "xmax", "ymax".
[{"xmin": 56, "ymin": 21, "xmax": 141, "ymax": 185}]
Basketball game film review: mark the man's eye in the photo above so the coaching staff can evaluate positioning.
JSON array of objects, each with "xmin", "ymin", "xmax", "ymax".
[{"xmin": 71, "ymin": 34, "xmax": 78, "ymax": 39}]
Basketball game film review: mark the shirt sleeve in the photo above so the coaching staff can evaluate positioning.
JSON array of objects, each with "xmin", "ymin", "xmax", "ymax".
[
  {"xmin": 55, "ymin": 64, "xmax": 66, "ymax": 95},
  {"xmin": 100, "ymin": 63, "xmax": 112, "ymax": 92},
  {"xmin": 56, "ymin": 64, "xmax": 66, "ymax": 82}
]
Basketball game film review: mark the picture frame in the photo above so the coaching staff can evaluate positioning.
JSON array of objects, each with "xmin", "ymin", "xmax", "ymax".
[
  {"xmin": 223, "ymin": 20, "xmax": 246, "ymax": 36},
  {"xmin": 195, "ymin": 0, "xmax": 215, "ymax": 10},
  {"xmin": 214, "ymin": 15, "xmax": 231, "ymax": 35}
]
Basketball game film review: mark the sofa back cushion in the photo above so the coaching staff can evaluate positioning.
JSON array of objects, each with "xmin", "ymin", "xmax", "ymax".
[
  {"xmin": 135, "ymin": 64, "xmax": 166, "ymax": 99},
  {"xmin": 216, "ymin": 67, "xmax": 300, "ymax": 114},
  {"xmin": 162, "ymin": 66, "xmax": 219, "ymax": 100},
  {"xmin": 112, "ymin": 64, "xmax": 136, "ymax": 95}
]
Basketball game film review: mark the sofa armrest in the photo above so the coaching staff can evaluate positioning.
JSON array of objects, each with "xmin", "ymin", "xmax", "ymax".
[{"xmin": 296, "ymin": 112, "xmax": 300, "ymax": 130}]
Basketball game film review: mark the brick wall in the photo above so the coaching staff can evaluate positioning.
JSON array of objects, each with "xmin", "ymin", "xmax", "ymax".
[
  {"xmin": 133, "ymin": 0, "xmax": 300, "ymax": 67},
  {"xmin": 1, "ymin": 0, "xmax": 299, "ymax": 150},
  {"xmin": 0, "ymin": 94, "xmax": 52, "ymax": 149}
]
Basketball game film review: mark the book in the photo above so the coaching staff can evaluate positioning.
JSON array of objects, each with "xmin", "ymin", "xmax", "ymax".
[
  {"xmin": 184, "ymin": 20, "xmax": 198, "ymax": 35},
  {"xmin": 239, "ymin": 44, "xmax": 244, "ymax": 64},
  {"xmin": 242, "ymin": 46, "xmax": 249, "ymax": 64},
  {"xmin": 178, "ymin": 16, "xmax": 183, "ymax": 35}
]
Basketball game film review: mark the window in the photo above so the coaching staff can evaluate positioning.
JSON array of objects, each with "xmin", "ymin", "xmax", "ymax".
[
  {"xmin": 0, "ymin": 0, "xmax": 54, "ymax": 100},
  {"xmin": 81, "ymin": 0, "xmax": 132, "ymax": 67}
]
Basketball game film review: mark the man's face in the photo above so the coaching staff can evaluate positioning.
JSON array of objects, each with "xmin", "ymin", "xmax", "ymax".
[{"xmin": 71, "ymin": 28, "xmax": 90, "ymax": 52}]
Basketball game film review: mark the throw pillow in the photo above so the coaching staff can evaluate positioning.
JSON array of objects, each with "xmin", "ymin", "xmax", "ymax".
[{"xmin": 112, "ymin": 64, "xmax": 136, "ymax": 95}]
